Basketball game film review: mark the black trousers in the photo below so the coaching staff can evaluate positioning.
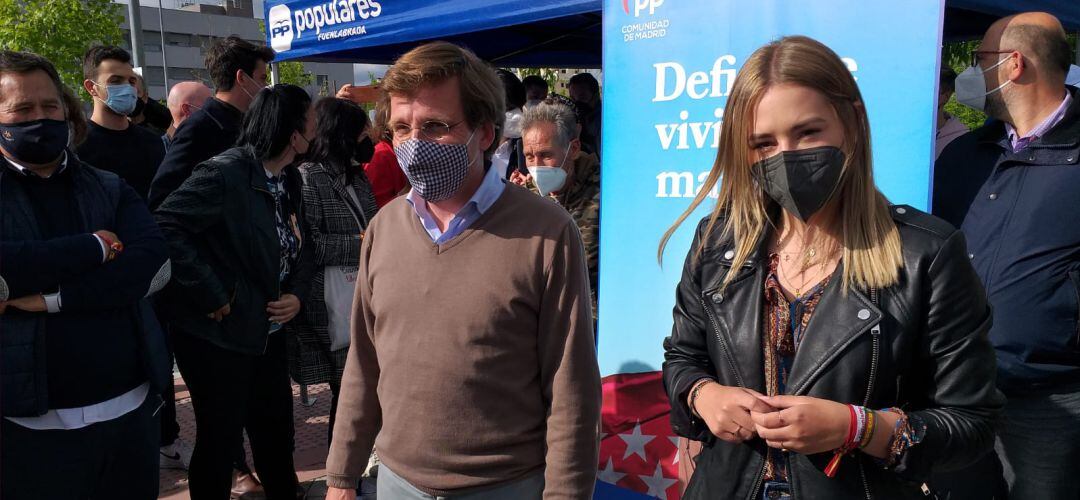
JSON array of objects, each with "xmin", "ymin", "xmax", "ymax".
[
  {"xmin": 160, "ymin": 322, "xmax": 252, "ymax": 472},
  {"xmin": 173, "ymin": 330, "xmax": 298, "ymax": 500},
  {"xmin": 1, "ymin": 392, "xmax": 160, "ymax": 500}
]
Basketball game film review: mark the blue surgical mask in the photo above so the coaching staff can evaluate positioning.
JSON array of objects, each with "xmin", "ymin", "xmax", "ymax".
[{"xmin": 94, "ymin": 82, "xmax": 138, "ymax": 116}]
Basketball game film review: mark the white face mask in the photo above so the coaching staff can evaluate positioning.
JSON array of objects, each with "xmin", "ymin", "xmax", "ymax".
[
  {"xmin": 954, "ymin": 55, "xmax": 1012, "ymax": 112},
  {"xmin": 526, "ymin": 142, "xmax": 572, "ymax": 196},
  {"xmin": 527, "ymin": 166, "xmax": 568, "ymax": 196},
  {"xmin": 504, "ymin": 109, "xmax": 523, "ymax": 139}
]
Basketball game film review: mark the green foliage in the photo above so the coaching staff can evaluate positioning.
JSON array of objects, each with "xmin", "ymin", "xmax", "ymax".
[
  {"xmin": 941, "ymin": 39, "xmax": 988, "ymax": 130},
  {"xmin": 277, "ymin": 58, "xmax": 314, "ymax": 88},
  {"xmin": 0, "ymin": 0, "xmax": 124, "ymax": 101},
  {"xmin": 255, "ymin": 20, "xmax": 313, "ymax": 89},
  {"xmin": 513, "ymin": 67, "xmax": 562, "ymax": 95}
]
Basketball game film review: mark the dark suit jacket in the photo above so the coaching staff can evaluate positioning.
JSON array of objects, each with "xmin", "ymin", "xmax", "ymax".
[{"xmin": 148, "ymin": 97, "xmax": 243, "ymax": 210}]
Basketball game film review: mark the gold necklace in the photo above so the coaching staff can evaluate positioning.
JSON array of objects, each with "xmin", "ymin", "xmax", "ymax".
[{"xmin": 777, "ymin": 247, "xmax": 838, "ymax": 297}]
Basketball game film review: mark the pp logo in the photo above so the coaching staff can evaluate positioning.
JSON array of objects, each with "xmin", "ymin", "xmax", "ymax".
[
  {"xmin": 268, "ymin": 4, "xmax": 294, "ymax": 52},
  {"xmin": 622, "ymin": 0, "xmax": 664, "ymax": 17}
]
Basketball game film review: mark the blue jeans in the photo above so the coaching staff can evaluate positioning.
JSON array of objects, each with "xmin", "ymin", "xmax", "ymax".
[
  {"xmin": 996, "ymin": 383, "xmax": 1080, "ymax": 498},
  {"xmin": 761, "ymin": 481, "xmax": 792, "ymax": 500}
]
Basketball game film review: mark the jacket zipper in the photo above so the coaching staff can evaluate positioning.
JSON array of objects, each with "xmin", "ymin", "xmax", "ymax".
[
  {"xmin": 699, "ymin": 295, "xmax": 745, "ymax": 388},
  {"xmin": 859, "ymin": 287, "xmax": 882, "ymax": 500},
  {"xmin": 699, "ymin": 293, "xmax": 767, "ymax": 499},
  {"xmin": 863, "ymin": 288, "xmax": 881, "ymax": 407},
  {"xmin": 746, "ymin": 459, "xmax": 766, "ymax": 500}
]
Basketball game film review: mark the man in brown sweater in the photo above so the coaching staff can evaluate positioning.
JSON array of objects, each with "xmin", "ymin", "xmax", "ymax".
[{"xmin": 325, "ymin": 42, "xmax": 601, "ymax": 500}]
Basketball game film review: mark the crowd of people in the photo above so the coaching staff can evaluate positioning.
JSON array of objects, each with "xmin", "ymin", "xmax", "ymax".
[{"xmin": 0, "ymin": 8, "xmax": 1076, "ymax": 500}]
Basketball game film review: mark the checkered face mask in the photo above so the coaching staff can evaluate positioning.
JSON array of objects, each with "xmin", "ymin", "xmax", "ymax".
[{"xmin": 395, "ymin": 131, "xmax": 477, "ymax": 202}]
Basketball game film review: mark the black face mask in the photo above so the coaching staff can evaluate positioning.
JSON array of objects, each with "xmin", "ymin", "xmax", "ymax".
[
  {"xmin": 131, "ymin": 98, "xmax": 147, "ymax": 120},
  {"xmin": 354, "ymin": 136, "xmax": 375, "ymax": 164},
  {"xmin": 751, "ymin": 145, "xmax": 845, "ymax": 222},
  {"xmin": 0, "ymin": 118, "xmax": 69, "ymax": 165}
]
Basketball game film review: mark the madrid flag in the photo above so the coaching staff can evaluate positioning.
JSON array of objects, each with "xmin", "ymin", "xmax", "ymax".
[{"xmin": 596, "ymin": 371, "xmax": 682, "ymax": 499}]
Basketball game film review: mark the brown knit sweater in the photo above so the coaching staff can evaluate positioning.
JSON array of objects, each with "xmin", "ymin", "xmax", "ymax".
[{"xmin": 325, "ymin": 184, "xmax": 601, "ymax": 498}]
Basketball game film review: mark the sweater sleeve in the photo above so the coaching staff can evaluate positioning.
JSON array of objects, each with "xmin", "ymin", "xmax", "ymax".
[
  {"xmin": 325, "ymin": 217, "xmax": 381, "ymax": 489},
  {"xmin": 537, "ymin": 221, "xmax": 602, "ymax": 499},
  {"xmin": 56, "ymin": 181, "xmax": 169, "ymax": 311},
  {"xmin": 0, "ymin": 235, "xmax": 105, "ymax": 298}
]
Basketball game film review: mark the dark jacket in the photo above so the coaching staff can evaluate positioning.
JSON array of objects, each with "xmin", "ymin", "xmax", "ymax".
[
  {"xmin": 288, "ymin": 160, "xmax": 378, "ymax": 385},
  {"xmin": 0, "ymin": 153, "xmax": 171, "ymax": 417},
  {"xmin": 154, "ymin": 146, "xmax": 312, "ymax": 355},
  {"xmin": 663, "ymin": 206, "xmax": 1004, "ymax": 500},
  {"xmin": 933, "ymin": 86, "xmax": 1080, "ymax": 391},
  {"xmin": 524, "ymin": 153, "xmax": 601, "ymax": 317},
  {"xmin": 148, "ymin": 97, "xmax": 243, "ymax": 210}
]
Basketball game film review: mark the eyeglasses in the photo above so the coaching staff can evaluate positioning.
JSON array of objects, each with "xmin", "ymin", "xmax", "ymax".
[
  {"xmin": 970, "ymin": 49, "xmax": 1015, "ymax": 67},
  {"xmin": 391, "ymin": 120, "xmax": 464, "ymax": 142}
]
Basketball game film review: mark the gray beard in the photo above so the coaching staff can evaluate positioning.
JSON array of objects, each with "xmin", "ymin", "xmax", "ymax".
[{"xmin": 984, "ymin": 90, "xmax": 1008, "ymax": 122}]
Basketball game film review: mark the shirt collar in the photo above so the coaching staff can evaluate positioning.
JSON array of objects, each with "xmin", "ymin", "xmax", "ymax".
[
  {"xmin": 1005, "ymin": 91, "xmax": 1073, "ymax": 151},
  {"xmin": 406, "ymin": 162, "xmax": 506, "ymax": 217},
  {"xmin": 4, "ymin": 151, "xmax": 69, "ymax": 178}
]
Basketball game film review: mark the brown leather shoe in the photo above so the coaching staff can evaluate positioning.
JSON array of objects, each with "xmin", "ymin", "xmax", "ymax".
[{"xmin": 231, "ymin": 470, "xmax": 266, "ymax": 499}]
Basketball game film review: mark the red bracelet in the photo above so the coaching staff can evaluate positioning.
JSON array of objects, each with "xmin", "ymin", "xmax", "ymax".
[{"xmin": 824, "ymin": 404, "xmax": 858, "ymax": 478}]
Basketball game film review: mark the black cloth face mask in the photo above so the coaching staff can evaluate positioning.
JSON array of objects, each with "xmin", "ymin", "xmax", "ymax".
[
  {"xmin": 354, "ymin": 136, "xmax": 375, "ymax": 164},
  {"xmin": 751, "ymin": 145, "xmax": 845, "ymax": 221},
  {"xmin": 0, "ymin": 118, "xmax": 69, "ymax": 165}
]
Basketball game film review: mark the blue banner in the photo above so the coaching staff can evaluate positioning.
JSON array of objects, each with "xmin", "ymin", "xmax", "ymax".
[
  {"xmin": 597, "ymin": 0, "xmax": 945, "ymax": 377},
  {"xmin": 264, "ymin": 0, "xmax": 601, "ymax": 64}
]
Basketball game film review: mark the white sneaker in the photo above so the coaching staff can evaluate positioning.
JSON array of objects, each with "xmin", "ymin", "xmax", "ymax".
[{"xmin": 159, "ymin": 439, "xmax": 194, "ymax": 470}]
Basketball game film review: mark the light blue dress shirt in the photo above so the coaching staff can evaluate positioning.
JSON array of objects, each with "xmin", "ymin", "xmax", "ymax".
[{"xmin": 406, "ymin": 164, "xmax": 506, "ymax": 244}]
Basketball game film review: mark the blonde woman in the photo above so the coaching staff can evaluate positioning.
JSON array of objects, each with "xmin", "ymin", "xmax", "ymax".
[{"xmin": 661, "ymin": 36, "xmax": 1004, "ymax": 499}]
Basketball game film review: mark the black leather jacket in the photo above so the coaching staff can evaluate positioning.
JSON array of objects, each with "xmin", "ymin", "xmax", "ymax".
[
  {"xmin": 155, "ymin": 146, "xmax": 312, "ymax": 355},
  {"xmin": 663, "ymin": 205, "xmax": 1004, "ymax": 500}
]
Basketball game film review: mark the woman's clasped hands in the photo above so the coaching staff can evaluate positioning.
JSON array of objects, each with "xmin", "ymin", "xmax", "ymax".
[{"xmin": 692, "ymin": 382, "xmax": 851, "ymax": 454}]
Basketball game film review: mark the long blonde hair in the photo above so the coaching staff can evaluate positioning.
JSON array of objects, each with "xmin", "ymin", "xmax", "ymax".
[{"xmin": 658, "ymin": 36, "xmax": 902, "ymax": 293}]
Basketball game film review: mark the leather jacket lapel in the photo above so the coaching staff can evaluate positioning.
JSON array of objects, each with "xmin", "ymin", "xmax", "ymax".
[
  {"xmin": 704, "ymin": 261, "xmax": 767, "ymax": 394},
  {"xmin": 786, "ymin": 276, "xmax": 882, "ymax": 396},
  {"xmin": 701, "ymin": 222, "xmax": 773, "ymax": 394}
]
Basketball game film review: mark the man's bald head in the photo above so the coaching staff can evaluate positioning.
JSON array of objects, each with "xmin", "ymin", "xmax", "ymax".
[
  {"xmin": 166, "ymin": 81, "xmax": 212, "ymax": 127},
  {"xmin": 983, "ymin": 12, "xmax": 1071, "ymax": 81}
]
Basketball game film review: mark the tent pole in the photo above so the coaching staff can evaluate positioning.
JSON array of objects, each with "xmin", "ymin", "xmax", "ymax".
[{"xmin": 270, "ymin": 63, "xmax": 281, "ymax": 86}]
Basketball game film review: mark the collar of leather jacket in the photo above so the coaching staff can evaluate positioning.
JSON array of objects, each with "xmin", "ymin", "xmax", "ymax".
[{"xmin": 695, "ymin": 203, "xmax": 952, "ymax": 396}]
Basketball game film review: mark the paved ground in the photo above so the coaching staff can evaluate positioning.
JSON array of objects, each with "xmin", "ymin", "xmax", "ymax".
[{"xmin": 158, "ymin": 375, "xmax": 334, "ymax": 499}]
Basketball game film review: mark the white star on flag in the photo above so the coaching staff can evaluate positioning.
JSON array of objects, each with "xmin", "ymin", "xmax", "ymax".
[
  {"xmin": 597, "ymin": 457, "xmax": 626, "ymax": 485},
  {"xmin": 619, "ymin": 421, "xmax": 656, "ymax": 461},
  {"xmin": 638, "ymin": 462, "xmax": 678, "ymax": 498},
  {"xmin": 670, "ymin": 437, "xmax": 681, "ymax": 464}
]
